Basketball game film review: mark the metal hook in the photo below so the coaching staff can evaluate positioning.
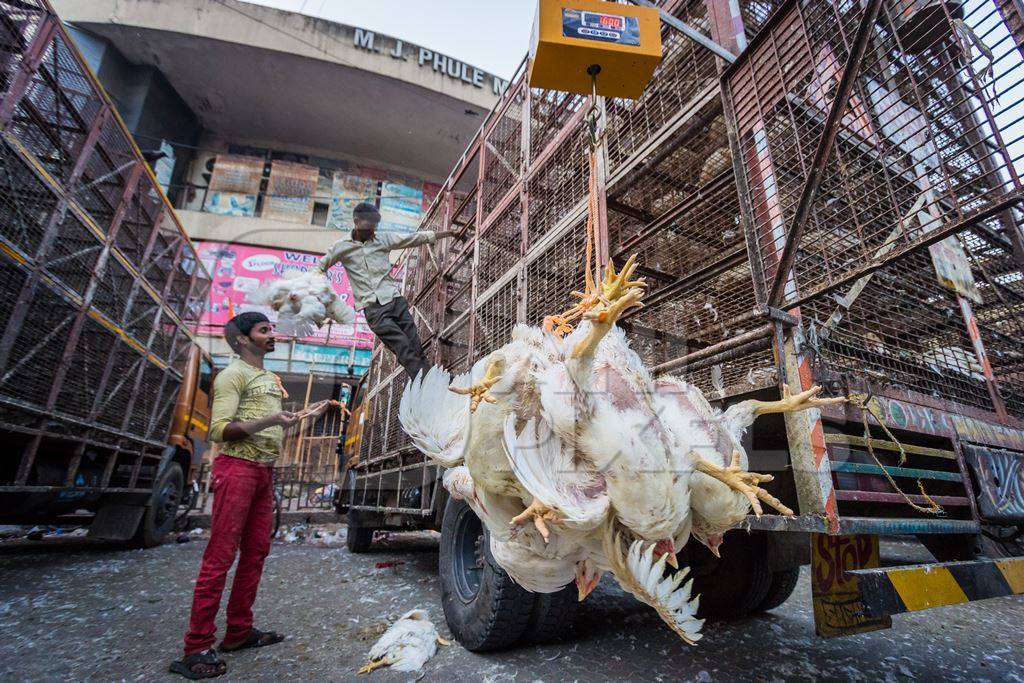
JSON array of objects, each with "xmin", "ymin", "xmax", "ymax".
[{"xmin": 585, "ymin": 65, "xmax": 601, "ymax": 149}]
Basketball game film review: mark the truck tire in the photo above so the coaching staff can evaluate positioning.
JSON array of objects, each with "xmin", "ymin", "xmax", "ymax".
[
  {"xmin": 754, "ymin": 567, "xmax": 801, "ymax": 613},
  {"xmin": 132, "ymin": 462, "xmax": 183, "ymax": 548},
  {"xmin": 690, "ymin": 530, "xmax": 772, "ymax": 619},
  {"xmin": 439, "ymin": 497, "xmax": 535, "ymax": 651},
  {"xmin": 521, "ymin": 583, "xmax": 578, "ymax": 644},
  {"xmin": 346, "ymin": 509, "xmax": 374, "ymax": 553}
]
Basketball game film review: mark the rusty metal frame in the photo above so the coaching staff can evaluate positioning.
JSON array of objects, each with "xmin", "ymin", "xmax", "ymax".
[
  {"xmin": 0, "ymin": 10, "xmax": 56, "ymax": 127},
  {"xmin": 0, "ymin": 1, "xmax": 209, "ymax": 496},
  {"xmin": 766, "ymin": 0, "xmax": 886, "ymax": 307},
  {"xmin": 350, "ymin": 0, "xmax": 1024, "ymax": 537}
]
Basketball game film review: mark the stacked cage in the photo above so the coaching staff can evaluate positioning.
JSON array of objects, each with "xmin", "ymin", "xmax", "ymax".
[
  {"xmin": 350, "ymin": 0, "xmax": 1024, "ymax": 524},
  {"xmin": 722, "ymin": 0, "xmax": 1024, "ymax": 520},
  {"xmin": 723, "ymin": 0, "xmax": 1024, "ymax": 416},
  {"xmin": 0, "ymin": 0, "xmax": 210, "ymax": 489}
]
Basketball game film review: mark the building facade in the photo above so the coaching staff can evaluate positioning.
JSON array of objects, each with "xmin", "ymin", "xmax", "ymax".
[{"xmin": 56, "ymin": 0, "xmax": 503, "ymax": 398}]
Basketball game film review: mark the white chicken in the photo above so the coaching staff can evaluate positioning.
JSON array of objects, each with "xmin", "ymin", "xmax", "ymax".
[
  {"xmin": 399, "ymin": 255, "xmax": 844, "ymax": 645},
  {"xmin": 248, "ymin": 269, "xmax": 354, "ymax": 337},
  {"xmin": 357, "ymin": 609, "xmax": 447, "ymax": 674}
]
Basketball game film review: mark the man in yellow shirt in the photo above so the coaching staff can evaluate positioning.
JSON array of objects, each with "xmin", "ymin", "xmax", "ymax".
[{"xmin": 171, "ymin": 312, "xmax": 297, "ymax": 680}]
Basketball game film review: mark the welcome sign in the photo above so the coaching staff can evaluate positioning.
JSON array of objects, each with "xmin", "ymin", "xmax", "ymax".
[{"xmin": 195, "ymin": 241, "xmax": 375, "ymax": 349}]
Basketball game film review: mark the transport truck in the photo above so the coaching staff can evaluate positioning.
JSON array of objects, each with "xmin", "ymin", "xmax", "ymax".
[
  {"xmin": 339, "ymin": 0, "xmax": 1024, "ymax": 647},
  {"xmin": 0, "ymin": 0, "xmax": 212, "ymax": 546}
]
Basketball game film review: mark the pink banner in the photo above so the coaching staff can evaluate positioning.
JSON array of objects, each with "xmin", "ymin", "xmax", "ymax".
[{"xmin": 196, "ymin": 241, "xmax": 375, "ymax": 348}]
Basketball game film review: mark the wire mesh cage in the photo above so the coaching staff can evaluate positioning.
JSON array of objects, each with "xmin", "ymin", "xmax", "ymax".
[
  {"xmin": 350, "ymin": 0, "xmax": 1024, "ymax": 522},
  {"xmin": 0, "ymin": 2, "xmax": 211, "ymax": 488},
  {"xmin": 723, "ymin": 0, "xmax": 1024, "ymax": 415}
]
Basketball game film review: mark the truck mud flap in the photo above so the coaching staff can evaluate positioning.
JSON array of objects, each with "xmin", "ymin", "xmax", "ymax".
[
  {"xmin": 848, "ymin": 557, "xmax": 1024, "ymax": 619},
  {"xmin": 88, "ymin": 503, "xmax": 145, "ymax": 541}
]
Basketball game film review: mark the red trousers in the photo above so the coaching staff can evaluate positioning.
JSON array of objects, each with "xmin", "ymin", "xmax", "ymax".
[{"xmin": 184, "ymin": 454, "xmax": 274, "ymax": 655}]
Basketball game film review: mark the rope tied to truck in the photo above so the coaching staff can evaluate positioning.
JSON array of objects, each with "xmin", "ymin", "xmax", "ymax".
[{"xmin": 848, "ymin": 392, "xmax": 944, "ymax": 516}]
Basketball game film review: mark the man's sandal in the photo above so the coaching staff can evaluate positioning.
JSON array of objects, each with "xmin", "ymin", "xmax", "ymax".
[
  {"xmin": 169, "ymin": 649, "xmax": 227, "ymax": 680},
  {"xmin": 219, "ymin": 627, "xmax": 286, "ymax": 652}
]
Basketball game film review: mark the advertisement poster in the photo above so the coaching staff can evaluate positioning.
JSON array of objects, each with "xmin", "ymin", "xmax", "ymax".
[
  {"xmin": 380, "ymin": 180, "xmax": 423, "ymax": 235},
  {"xmin": 195, "ymin": 241, "xmax": 375, "ymax": 349},
  {"xmin": 204, "ymin": 154, "xmax": 263, "ymax": 217},
  {"xmin": 292, "ymin": 343, "xmax": 372, "ymax": 372},
  {"xmin": 262, "ymin": 160, "xmax": 319, "ymax": 224},
  {"xmin": 328, "ymin": 173, "xmax": 379, "ymax": 231},
  {"xmin": 204, "ymin": 192, "xmax": 257, "ymax": 217},
  {"xmin": 422, "ymin": 181, "xmax": 442, "ymax": 212}
]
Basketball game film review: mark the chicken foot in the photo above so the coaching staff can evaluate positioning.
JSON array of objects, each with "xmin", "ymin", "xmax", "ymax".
[
  {"xmin": 748, "ymin": 384, "xmax": 846, "ymax": 416},
  {"xmin": 449, "ymin": 357, "xmax": 505, "ymax": 413},
  {"xmin": 509, "ymin": 498, "xmax": 561, "ymax": 543},
  {"xmin": 357, "ymin": 658, "xmax": 388, "ymax": 674},
  {"xmin": 693, "ymin": 450, "xmax": 795, "ymax": 517},
  {"xmin": 570, "ymin": 254, "xmax": 646, "ymax": 360}
]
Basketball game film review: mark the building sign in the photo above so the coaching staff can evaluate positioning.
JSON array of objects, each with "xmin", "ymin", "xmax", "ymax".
[
  {"xmin": 204, "ymin": 154, "xmax": 263, "ymax": 217},
  {"xmin": 562, "ymin": 9, "xmax": 640, "ymax": 45},
  {"xmin": 380, "ymin": 180, "xmax": 423, "ymax": 236},
  {"xmin": 263, "ymin": 160, "xmax": 319, "ymax": 224},
  {"xmin": 866, "ymin": 79, "xmax": 938, "ymax": 171},
  {"xmin": 196, "ymin": 241, "xmax": 375, "ymax": 349},
  {"xmin": 328, "ymin": 173, "xmax": 379, "ymax": 232},
  {"xmin": 293, "ymin": 343, "xmax": 372, "ymax": 370},
  {"xmin": 351, "ymin": 28, "xmax": 508, "ymax": 95}
]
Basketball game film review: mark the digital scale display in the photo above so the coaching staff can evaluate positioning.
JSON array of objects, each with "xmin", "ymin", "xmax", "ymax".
[{"xmin": 562, "ymin": 8, "xmax": 641, "ymax": 46}]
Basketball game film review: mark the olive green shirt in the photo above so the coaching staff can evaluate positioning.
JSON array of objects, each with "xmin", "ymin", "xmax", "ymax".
[{"xmin": 209, "ymin": 359, "xmax": 283, "ymax": 465}]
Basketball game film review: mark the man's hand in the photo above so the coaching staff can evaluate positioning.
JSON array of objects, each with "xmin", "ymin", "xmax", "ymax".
[
  {"xmin": 221, "ymin": 411, "xmax": 298, "ymax": 441},
  {"xmin": 270, "ymin": 411, "xmax": 299, "ymax": 428},
  {"xmin": 435, "ymin": 230, "xmax": 465, "ymax": 241}
]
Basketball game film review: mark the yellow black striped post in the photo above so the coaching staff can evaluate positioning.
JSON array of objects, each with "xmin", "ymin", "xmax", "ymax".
[{"xmin": 849, "ymin": 557, "xmax": 1024, "ymax": 618}]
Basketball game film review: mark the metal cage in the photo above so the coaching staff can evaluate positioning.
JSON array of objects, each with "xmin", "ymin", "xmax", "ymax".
[
  {"xmin": 0, "ymin": 0, "xmax": 210, "ymax": 491},
  {"xmin": 349, "ymin": 0, "xmax": 1024, "ymax": 530}
]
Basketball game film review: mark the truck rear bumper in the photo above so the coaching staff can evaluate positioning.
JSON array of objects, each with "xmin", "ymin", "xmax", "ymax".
[{"xmin": 849, "ymin": 557, "xmax": 1024, "ymax": 618}]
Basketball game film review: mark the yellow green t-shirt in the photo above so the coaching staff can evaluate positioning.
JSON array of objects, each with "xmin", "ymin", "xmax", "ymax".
[{"xmin": 208, "ymin": 359, "xmax": 284, "ymax": 465}]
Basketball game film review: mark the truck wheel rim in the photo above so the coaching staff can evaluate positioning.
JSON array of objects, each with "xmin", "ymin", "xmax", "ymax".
[
  {"xmin": 154, "ymin": 478, "xmax": 181, "ymax": 529},
  {"xmin": 452, "ymin": 506, "xmax": 484, "ymax": 602}
]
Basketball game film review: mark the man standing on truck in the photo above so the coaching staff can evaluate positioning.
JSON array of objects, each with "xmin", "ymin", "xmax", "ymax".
[
  {"xmin": 317, "ymin": 202, "xmax": 462, "ymax": 380},
  {"xmin": 170, "ymin": 312, "xmax": 297, "ymax": 680}
]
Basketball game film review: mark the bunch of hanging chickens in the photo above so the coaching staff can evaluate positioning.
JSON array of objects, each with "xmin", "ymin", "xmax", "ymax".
[
  {"xmin": 399, "ymin": 255, "xmax": 843, "ymax": 644},
  {"xmin": 249, "ymin": 269, "xmax": 355, "ymax": 337}
]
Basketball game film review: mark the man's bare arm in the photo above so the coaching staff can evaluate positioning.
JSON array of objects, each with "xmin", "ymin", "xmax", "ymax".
[{"xmin": 221, "ymin": 411, "xmax": 298, "ymax": 441}]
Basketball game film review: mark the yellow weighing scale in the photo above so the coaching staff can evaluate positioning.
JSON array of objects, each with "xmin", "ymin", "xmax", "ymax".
[{"xmin": 528, "ymin": 0, "xmax": 663, "ymax": 99}]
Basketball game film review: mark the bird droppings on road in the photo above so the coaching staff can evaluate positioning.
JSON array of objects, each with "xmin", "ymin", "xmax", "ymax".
[{"xmin": 0, "ymin": 531, "xmax": 1022, "ymax": 681}]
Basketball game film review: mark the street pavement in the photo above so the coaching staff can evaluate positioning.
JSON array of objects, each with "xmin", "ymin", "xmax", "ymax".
[{"xmin": 0, "ymin": 528, "xmax": 1022, "ymax": 682}]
